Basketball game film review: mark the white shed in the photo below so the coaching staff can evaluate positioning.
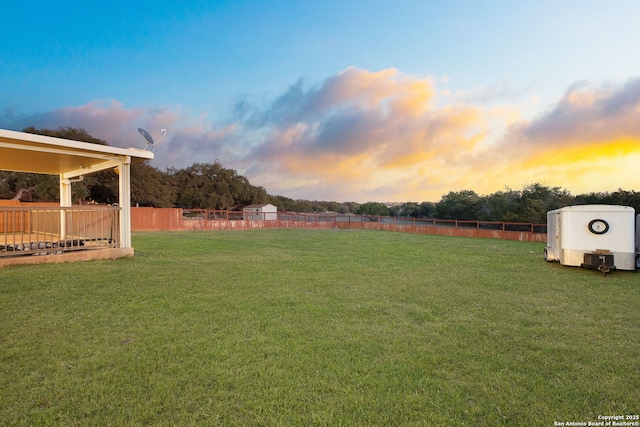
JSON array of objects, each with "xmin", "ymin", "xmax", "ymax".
[
  {"xmin": 544, "ymin": 205, "xmax": 636, "ymax": 271},
  {"xmin": 243, "ymin": 203, "xmax": 277, "ymax": 220}
]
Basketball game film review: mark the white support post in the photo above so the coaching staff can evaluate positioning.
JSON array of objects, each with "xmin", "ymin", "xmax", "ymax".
[
  {"xmin": 118, "ymin": 156, "xmax": 132, "ymax": 248},
  {"xmin": 59, "ymin": 175, "xmax": 73, "ymax": 239}
]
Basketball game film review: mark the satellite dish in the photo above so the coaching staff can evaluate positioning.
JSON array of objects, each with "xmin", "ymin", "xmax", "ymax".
[{"xmin": 138, "ymin": 128, "xmax": 167, "ymax": 151}]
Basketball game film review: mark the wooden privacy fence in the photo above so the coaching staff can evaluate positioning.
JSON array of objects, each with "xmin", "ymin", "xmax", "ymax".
[{"xmin": 131, "ymin": 208, "xmax": 547, "ymax": 242}]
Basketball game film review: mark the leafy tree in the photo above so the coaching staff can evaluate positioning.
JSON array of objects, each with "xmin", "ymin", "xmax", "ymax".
[
  {"xmin": 433, "ymin": 184, "xmax": 575, "ymax": 223},
  {"xmin": 22, "ymin": 126, "xmax": 108, "ymax": 145},
  {"xmin": 342, "ymin": 202, "xmax": 361, "ymax": 214},
  {"xmin": 356, "ymin": 202, "xmax": 390, "ymax": 216},
  {"xmin": 269, "ymin": 196, "xmax": 353, "ymax": 213},
  {"xmin": 0, "ymin": 171, "xmax": 58, "ymax": 201},
  {"xmin": 171, "ymin": 162, "xmax": 269, "ymax": 210},
  {"xmin": 389, "ymin": 202, "xmax": 418, "ymax": 217},
  {"xmin": 390, "ymin": 201, "xmax": 436, "ymax": 218},
  {"xmin": 276, "ymin": 197, "xmax": 314, "ymax": 212},
  {"xmin": 325, "ymin": 201, "xmax": 340, "ymax": 212},
  {"xmin": 131, "ymin": 162, "xmax": 176, "ymax": 207},
  {"xmin": 572, "ymin": 192, "xmax": 605, "ymax": 206},
  {"xmin": 504, "ymin": 184, "xmax": 573, "ymax": 223},
  {"xmin": 85, "ymin": 171, "xmax": 118, "ymax": 204},
  {"xmin": 574, "ymin": 189, "xmax": 640, "ymax": 216},
  {"xmin": 602, "ymin": 189, "xmax": 640, "ymax": 213},
  {"xmin": 477, "ymin": 188, "xmax": 520, "ymax": 221},
  {"xmin": 433, "ymin": 190, "xmax": 481, "ymax": 220},
  {"xmin": 417, "ymin": 201, "xmax": 436, "ymax": 218},
  {"xmin": 171, "ymin": 163, "xmax": 222, "ymax": 209}
]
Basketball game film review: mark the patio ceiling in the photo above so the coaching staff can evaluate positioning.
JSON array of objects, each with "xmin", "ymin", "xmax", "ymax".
[{"xmin": 0, "ymin": 128, "xmax": 153, "ymax": 177}]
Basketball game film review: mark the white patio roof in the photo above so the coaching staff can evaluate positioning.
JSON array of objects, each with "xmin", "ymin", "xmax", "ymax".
[
  {"xmin": 0, "ymin": 128, "xmax": 153, "ymax": 177},
  {"xmin": 0, "ymin": 127, "xmax": 155, "ymax": 252}
]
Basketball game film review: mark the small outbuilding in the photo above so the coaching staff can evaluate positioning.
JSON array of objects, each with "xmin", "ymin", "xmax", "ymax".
[{"xmin": 243, "ymin": 203, "xmax": 277, "ymax": 221}]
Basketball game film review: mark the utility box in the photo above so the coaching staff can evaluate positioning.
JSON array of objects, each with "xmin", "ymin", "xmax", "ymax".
[{"xmin": 544, "ymin": 205, "xmax": 636, "ymax": 271}]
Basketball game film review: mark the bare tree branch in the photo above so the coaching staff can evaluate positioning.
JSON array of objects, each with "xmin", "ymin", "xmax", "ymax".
[{"xmin": 10, "ymin": 187, "xmax": 36, "ymax": 201}]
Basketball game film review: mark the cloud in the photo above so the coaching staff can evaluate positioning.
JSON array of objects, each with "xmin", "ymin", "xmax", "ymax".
[
  {"xmin": 472, "ymin": 77, "xmax": 640, "ymax": 196},
  {"xmin": 0, "ymin": 100, "xmax": 235, "ymax": 170},
  {"xmin": 241, "ymin": 72, "xmax": 640, "ymax": 200},
  {"xmin": 440, "ymin": 79, "xmax": 533, "ymax": 106},
  {"xmin": 3, "ymin": 100, "xmax": 168, "ymax": 147},
  {"xmin": 515, "ymin": 78, "xmax": 640, "ymax": 148},
  {"xmin": 239, "ymin": 67, "xmax": 495, "ymax": 200},
  {"xmin": 3, "ymin": 69, "xmax": 640, "ymax": 202}
]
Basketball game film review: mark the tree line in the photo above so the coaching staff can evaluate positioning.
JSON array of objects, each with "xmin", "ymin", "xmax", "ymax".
[
  {"xmin": 2, "ymin": 127, "xmax": 640, "ymax": 224},
  {"xmin": 385, "ymin": 184, "xmax": 640, "ymax": 224}
]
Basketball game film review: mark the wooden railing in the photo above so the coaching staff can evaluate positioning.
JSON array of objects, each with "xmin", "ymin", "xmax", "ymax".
[{"xmin": 1, "ymin": 205, "xmax": 120, "ymax": 257}]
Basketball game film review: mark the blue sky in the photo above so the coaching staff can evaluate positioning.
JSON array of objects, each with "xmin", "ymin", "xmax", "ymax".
[{"xmin": 2, "ymin": 1, "xmax": 640, "ymax": 202}]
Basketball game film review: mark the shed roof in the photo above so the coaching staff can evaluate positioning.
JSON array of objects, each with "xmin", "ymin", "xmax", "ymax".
[
  {"xmin": 0, "ymin": 128, "xmax": 153, "ymax": 177},
  {"xmin": 243, "ymin": 204, "xmax": 276, "ymax": 209}
]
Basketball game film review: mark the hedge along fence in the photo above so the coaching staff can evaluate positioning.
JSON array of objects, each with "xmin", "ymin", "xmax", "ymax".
[{"xmin": 131, "ymin": 207, "xmax": 547, "ymax": 243}]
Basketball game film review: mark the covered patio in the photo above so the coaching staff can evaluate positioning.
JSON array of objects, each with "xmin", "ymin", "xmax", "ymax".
[{"xmin": 0, "ymin": 128, "xmax": 153, "ymax": 267}]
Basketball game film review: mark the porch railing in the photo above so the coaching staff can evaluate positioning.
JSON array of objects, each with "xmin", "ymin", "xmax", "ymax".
[{"xmin": 0, "ymin": 205, "xmax": 120, "ymax": 257}]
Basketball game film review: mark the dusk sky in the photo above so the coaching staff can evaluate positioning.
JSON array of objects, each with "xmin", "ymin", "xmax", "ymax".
[{"xmin": 2, "ymin": 0, "xmax": 640, "ymax": 202}]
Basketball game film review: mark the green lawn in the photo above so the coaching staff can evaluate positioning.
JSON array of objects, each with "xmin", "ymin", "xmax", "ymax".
[{"xmin": 1, "ymin": 229, "xmax": 638, "ymax": 426}]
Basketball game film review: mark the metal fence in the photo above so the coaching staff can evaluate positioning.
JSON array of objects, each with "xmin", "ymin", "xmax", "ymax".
[
  {"xmin": 278, "ymin": 213, "xmax": 546, "ymax": 233},
  {"xmin": 179, "ymin": 209, "xmax": 546, "ymax": 233},
  {"xmin": 182, "ymin": 209, "xmax": 245, "ymax": 221}
]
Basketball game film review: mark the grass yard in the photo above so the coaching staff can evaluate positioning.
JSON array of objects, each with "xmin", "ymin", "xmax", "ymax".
[{"xmin": 0, "ymin": 229, "xmax": 638, "ymax": 426}]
